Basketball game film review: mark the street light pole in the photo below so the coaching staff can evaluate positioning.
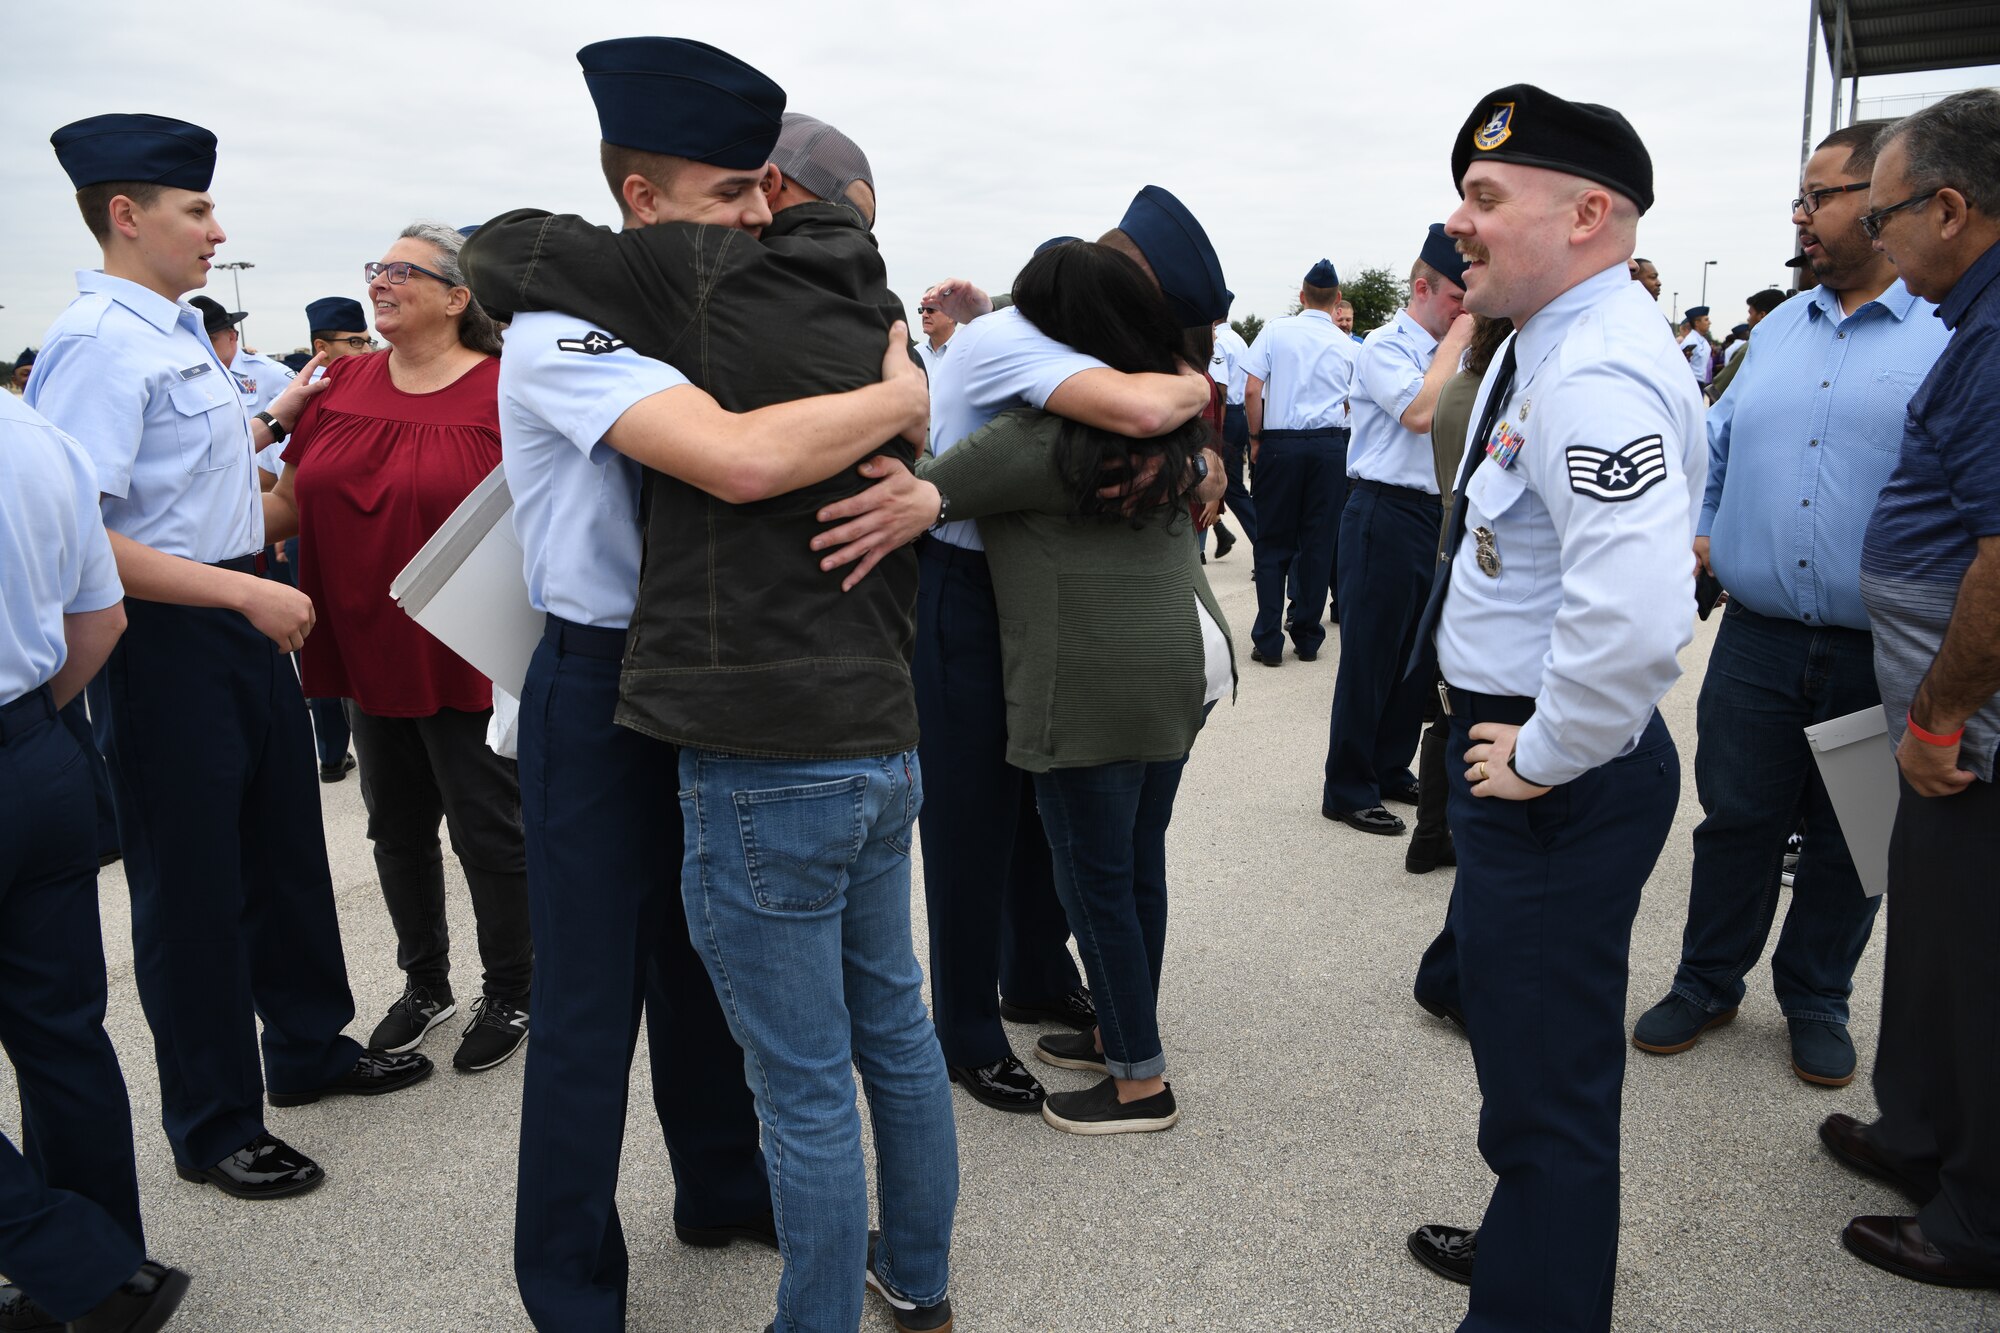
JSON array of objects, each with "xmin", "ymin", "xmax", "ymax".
[
  {"xmin": 215, "ymin": 261, "xmax": 255, "ymax": 337},
  {"xmin": 1701, "ymin": 260, "xmax": 1718, "ymax": 309}
]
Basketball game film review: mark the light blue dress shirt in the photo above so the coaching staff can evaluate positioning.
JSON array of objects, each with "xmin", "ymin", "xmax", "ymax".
[
  {"xmin": 1701, "ymin": 280, "xmax": 1948, "ymax": 631},
  {"xmin": 27, "ymin": 271, "xmax": 262, "ymax": 562},
  {"xmin": 1239, "ymin": 309, "xmax": 1355, "ymax": 431},
  {"xmin": 926, "ymin": 305, "xmax": 1103, "ymax": 551},
  {"xmin": 0, "ymin": 393, "xmax": 123, "ymax": 702},
  {"xmin": 1437, "ymin": 263, "xmax": 1708, "ymax": 786},
  {"xmin": 1208, "ymin": 324, "xmax": 1249, "ymax": 406},
  {"xmin": 498, "ymin": 310, "xmax": 691, "ymax": 630},
  {"xmin": 1346, "ymin": 308, "xmax": 1443, "ymax": 492}
]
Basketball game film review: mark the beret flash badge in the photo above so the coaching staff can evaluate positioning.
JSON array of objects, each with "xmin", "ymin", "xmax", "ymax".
[{"xmin": 1474, "ymin": 103, "xmax": 1515, "ymax": 151}]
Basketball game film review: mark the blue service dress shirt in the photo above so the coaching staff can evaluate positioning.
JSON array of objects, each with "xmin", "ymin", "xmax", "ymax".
[
  {"xmin": 1346, "ymin": 307, "xmax": 1443, "ymax": 492},
  {"xmin": 1240, "ymin": 309, "xmax": 1354, "ymax": 430},
  {"xmin": 1702, "ymin": 279, "xmax": 1948, "ymax": 631}
]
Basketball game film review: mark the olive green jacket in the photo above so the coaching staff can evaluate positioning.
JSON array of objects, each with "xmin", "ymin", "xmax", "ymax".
[{"xmin": 919, "ymin": 410, "xmax": 1234, "ymax": 771}]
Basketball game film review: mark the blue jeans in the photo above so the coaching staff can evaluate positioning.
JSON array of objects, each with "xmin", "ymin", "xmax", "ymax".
[
  {"xmin": 1032, "ymin": 756, "xmax": 1192, "ymax": 1080},
  {"xmin": 679, "ymin": 749, "xmax": 958, "ymax": 1333},
  {"xmin": 1668, "ymin": 603, "xmax": 1882, "ymax": 1024}
]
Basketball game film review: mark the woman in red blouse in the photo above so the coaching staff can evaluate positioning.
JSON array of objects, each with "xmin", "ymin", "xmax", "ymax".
[{"xmin": 271, "ymin": 222, "xmax": 530, "ymax": 1074}]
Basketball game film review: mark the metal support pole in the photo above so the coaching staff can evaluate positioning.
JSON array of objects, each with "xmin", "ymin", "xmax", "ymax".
[
  {"xmin": 1829, "ymin": 0, "xmax": 1847, "ymax": 133},
  {"xmin": 1800, "ymin": 0, "xmax": 1820, "ymax": 175}
]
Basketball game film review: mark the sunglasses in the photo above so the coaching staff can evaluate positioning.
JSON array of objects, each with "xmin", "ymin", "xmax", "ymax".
[
  {"xmin": 1859, "ymin": 190, "xmax": 1941, "ymax": 241},
  {"xmin": 364, "ymin": 260, "xmax": 455, "ymax": 286},
  {"xmin": 917, "ymin": 305, "xmax": 940, "ymax": 314}
]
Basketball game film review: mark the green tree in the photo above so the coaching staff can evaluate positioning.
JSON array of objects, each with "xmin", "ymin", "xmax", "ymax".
[
  {"xmin": 1342, "ymin": 266, "xmax": 1408, "ymax": 333},
  {"xmin": 1230, "ymin": 313, "xmax": 1264, "ymax": 345}
]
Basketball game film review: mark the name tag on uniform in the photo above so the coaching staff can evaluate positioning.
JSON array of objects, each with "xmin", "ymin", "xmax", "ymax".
[{"xmin": 178, "ymin": 363, "xmax": 211, "ymax": 380}]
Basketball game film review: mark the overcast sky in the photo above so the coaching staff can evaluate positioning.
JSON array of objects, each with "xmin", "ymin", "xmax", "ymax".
[{"xmin": 5, "ymin": 2, "xmax": 1998, "ymax": 357}]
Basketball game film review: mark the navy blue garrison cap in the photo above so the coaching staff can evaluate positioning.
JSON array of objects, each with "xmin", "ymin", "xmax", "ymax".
[
  {"xmin": 1685, "ymin": 305, "xmax": 1710, "ymax": 320},
  {"xmin": 578, "ymin": 37, "xmax": 785, "ymax": 170},
  {"xmin": 457, "ymin": 224, "xmax": 481, "ymax": 238},
  {"xmin": 1118, "ymin": 186, "xmax": 1228, "ymax": 327},
  {"xmin": 51, "ymin": 113, "xmax": 217, "ymax": 191},
  {"xmin": 1419, "ymin": 223, "xmax": 1469, "ymax": 288},
  {"xmin": 14, "ymin": 348, "xmax": 34, "ymax": 368},
  {"xmin": 1304, "ymin": 258, "xmax": 1340, "ymax": 289},
  {"xmin": 1034, "ymin": 235, "xmax": 1084, "ymax": 256},
  {"xmin": 306, "ymin": 297, "xmax": 367, "ymax": 333}
]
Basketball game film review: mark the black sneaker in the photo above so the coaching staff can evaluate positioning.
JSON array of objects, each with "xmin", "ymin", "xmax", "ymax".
[
  {"xmin": 453, "ymin": 996, "xmax": 530, "ymax": 1072},
  {"xmin": 1041, "ymin": 1077, "xmax": 1178, "ymax": 1136},
  {"xmin": 319, "ymin": 753, "xmax": 357, "ymax": 783},
  {"xmin": 0, "ymin": 1284, "xmax": 58, "ymax": 1332},
  {"xmin": 1407, "ymin": 1224, "xmax": 1476, "ymax": 1284},
  {"xmin": 1033, "ymin": 1030, "xmax": 1107, "ymax": 1075},
  {"xmin": 999, "ymin": 985, "xmax": 1095, "ymax": 1031},
  {"xmin": 368, "ymin": 983, "xmax": 457, "ymax": 1053},
  {"xmin": 865, "ymin": 1232, "xmax": 954, "ymax": 1332}
]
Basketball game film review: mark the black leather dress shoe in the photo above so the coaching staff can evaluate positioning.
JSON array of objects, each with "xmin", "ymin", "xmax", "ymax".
[
  {"xmin": 1415, "ymin": 989, "xmax": 1467, "ymax": 1035},
  {"xmin": 949, "ymin": 1055, "xmax": 1046, "ymax": 1112},
  {"xmin": 675, "ymin": 1208, "xmax": 779, "ymax": 1251},
  {"xmin": 0, "ymin": 1284, "xmax": 58, "ymax": 1332},
  {"xmin": 176, "ymin": 1132, "xmax": 324, "ymax": 1199},
  {"xmin": 69, "ymin": 1262, "xmax": 191, "ymax": 1333},
  {"xmin": 319, "ymin": 753, "xmax": 357, "ymax": 783},
  {"xmin": 1249, "ymin": 647, "xmax": 1281, "ymax": 667},
  {"xmin": 999, "ymin": 986, "xmax": 1095, "ymax": 1031},
  {"xmin": 1381, "ymin": 782, "xmax": 1421, "ymax": 805},
  {"xmin": 1405, "ymin": 841, "xmax": 1456, "ymax": 874},
  {"xmin": 1293, "ymin": 646, "xmax": 1319, "ymax": 662},
  {"xmin": 1843, "ymin": 1215, "xmax": 2000, "ymax": 1289},
  {"xmin": 1819, "ymin": 1113, "xmax": 1937, "ymax": 1204},
  {"xmin": 1325, "ymin": 805, "xmax": 1406, "ymax": 835},
  {"xmin": 267, "ymin": 1049, "xmax": 433, "ymax": 1107},
  {"xmin": 1407, "ymin": 1224, "xmax": 1475, "ymax": 1284}
]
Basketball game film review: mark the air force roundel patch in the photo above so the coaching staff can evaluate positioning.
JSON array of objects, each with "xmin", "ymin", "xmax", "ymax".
[
  {"xmin": 557, "ymin": 331, "xmax": 627, "ymax": 355},
  {"xmin": 1566, "ymin": 435, "xmax": 1668, "ymax": 501}
]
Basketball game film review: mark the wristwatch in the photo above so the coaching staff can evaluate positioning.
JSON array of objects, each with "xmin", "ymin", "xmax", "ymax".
[
  {"xmin": 1190, "ymin": 452, "xmax": 1210, "ymax": 486},
  {"xmin": 255, "ymin": 411, "xmax": 288, "ymax": 444}
]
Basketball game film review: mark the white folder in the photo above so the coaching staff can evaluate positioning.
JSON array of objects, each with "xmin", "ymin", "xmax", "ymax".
[
  {"xmin": 1804, "ymin": 707, "xmax": 1898, "ymax": 898},
  {"xmin": 389, "ymin": 464, "xmax": 541, "ymax": 699}
]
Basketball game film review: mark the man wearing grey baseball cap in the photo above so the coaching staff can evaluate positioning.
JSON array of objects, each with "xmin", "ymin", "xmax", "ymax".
[{"xmin": 768, "ymin": 111, "xmax": 878, "ymax": 226}]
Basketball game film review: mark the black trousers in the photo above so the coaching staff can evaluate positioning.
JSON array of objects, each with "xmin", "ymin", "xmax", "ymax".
[
  {"xmin": 103, "ymin": 596, "xmax": 362, "ymax": 1168},
  {"xmin": 1410, "ymin": 693, "xmax": 1454, "ymax": 859},
  {"xmin": 1220, "ymin": 403, "xmax": 1258, "ymax": 546},
  {"xmin": 1871, "ymin": 775, "xmax": 2000, "ymax": 1270},
  {"xmin": 0, "ymin": 688, "xmax": 145, "ymax": 1320},
  {"xmin": 912, "ymin": 539, "xmax": 1082, "ymax": 1069},
  {"xmin": 346, "ymin": 705, "xmax": 533, "ymax": 1001},
  {"xmin": 513, "ymin": 619, "xmax": 767, "ymax": 1331}
]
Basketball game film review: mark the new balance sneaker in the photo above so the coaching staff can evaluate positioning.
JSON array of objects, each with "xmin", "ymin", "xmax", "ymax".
[
  {"xmin": 865, "ymin": 1232, "xmax": 954, "ymax": 1332},
  {"xmin": 367, "ymin": 983, "xmax": 456, "ymax": 1054},
  {"xmin": 453, "ymin": 995, "xmax": 529, "ymax": 1072},
  {"xmin": 1042, "ymin": 1077, "xmax": 1178, "ymax": 1135}
]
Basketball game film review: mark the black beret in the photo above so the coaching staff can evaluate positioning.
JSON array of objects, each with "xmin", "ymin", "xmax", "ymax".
[
  {"xmin": 188, "ymin": 296, "xmax": 245, "ymax": 334},
  {"xmin": 52, "ymin": 113, "xmax": 217, "ymax": 192},
  {"xmin": 579, "ymin": 37, "xmax": 785, "ymax": 170},
  {"xmin": 1452, "ymin": 84, "xmax": 1653, "ymax": 215}
]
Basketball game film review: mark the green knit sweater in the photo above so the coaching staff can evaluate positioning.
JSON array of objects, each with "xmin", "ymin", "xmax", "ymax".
[{"xmin": 918, "ymin": 409, "xmax": 1235, "ymax": 772}]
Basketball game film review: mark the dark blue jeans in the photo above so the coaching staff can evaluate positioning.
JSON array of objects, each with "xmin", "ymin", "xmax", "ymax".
[
  {"xmin": 1032, "ymin": 755, "xmax": 1191, "ymax": 1080},
  {"xmin": 1667, "ymin": 602, "xmax": 1882, "ymax": 1024}
]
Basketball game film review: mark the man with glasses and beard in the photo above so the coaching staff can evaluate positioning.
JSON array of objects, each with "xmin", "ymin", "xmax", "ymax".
[{"xmin": 1631, "ymin": 120, "xmax": 1949, "ymax": 1091}]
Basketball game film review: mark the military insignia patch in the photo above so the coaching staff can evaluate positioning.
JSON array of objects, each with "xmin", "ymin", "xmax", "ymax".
[
  {"xmin": 1473, "ymin": 102, "xmax": 1515, "ymax": 151},
  {"xmin": 557, "ymin": 331, "xmax": 627, "ymax": 355},
  {"xmin": 1473, "ymin": 526, "xmax": 1500, "ymax": 577},
  {"xmin": 1486, "ymin": 422, "xmax": 1525, "ymax": 470},
  {"xmin": 1566, "ymin": 435, "xmax": 1668, "ymax": 501}
]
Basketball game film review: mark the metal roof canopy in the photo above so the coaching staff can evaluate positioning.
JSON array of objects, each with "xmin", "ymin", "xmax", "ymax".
[{"xmin": 1804, "ymin": 1, "xmax": 2000, "ymax": 169}]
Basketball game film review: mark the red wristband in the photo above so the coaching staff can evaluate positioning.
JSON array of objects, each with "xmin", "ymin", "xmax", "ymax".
[{"xmin": 1906, "ymin": 711, "xmax": 1964, "ymax": 747}]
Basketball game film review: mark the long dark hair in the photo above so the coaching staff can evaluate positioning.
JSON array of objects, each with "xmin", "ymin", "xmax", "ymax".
[{"xmin": 1010, "ymin": 242, "xmax": 1211, "ymax": 519}]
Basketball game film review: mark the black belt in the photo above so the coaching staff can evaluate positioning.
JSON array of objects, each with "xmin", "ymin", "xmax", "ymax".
[
  {"xmin": 0, "ymin": 684, "xmax": 56, "ymax": 745},
  {"xmin": 1353, "ymin": 478, "xmax": 1438, "ymax": 503},
  {"xmin": 209, "ymin": 554, "xmax": 258, "ymax": 573},
  {"xmin": 917, "ymin": 534, "xmax": 988, "ymax": 570},
  {"xmin": 1260, "ymin": 427, "xmax": 1348, "ymax": 440},
  {"xmin": 544, "ymin": 615, "xmax": 626, "ymax": 662},
  {"xmin": 1441, "ymin": 684, "xmax": 1535, "ymax": 727}
]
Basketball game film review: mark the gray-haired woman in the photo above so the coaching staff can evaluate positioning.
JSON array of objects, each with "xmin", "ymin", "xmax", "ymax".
[{"xmin": 268, "ymin": 222, "xmax": 531, "ymax": 1074}]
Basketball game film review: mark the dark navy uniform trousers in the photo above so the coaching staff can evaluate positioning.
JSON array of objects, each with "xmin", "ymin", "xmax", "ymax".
[
  {"xmin": 1252, "ymin": 427, "xmax": 1348, "ymax": 659},
  {"xmin": 103, "ymin": 588, "xmax": 363, "ymax": 1170},
  {"xmin": 1220, "ymin": 403, "xmax": 1258, "ymax": 547},
  {"xmin": 1426, "ymin": 692, "xmax": 1678, "ymax": 1333},
  {"xmin": 57, "ymin": 691, "xmax": 119, "ymax": 861},
  {"xmin": 913, "ymin": 538, "xmax": 1082, "ymax": 1070},
  {"xmin": 0, "ymin": 687, "xmax": 146, "ymax": 1321},
  {"xmin": 1322, "ymin": 481, "xmax": 1437, "ymax": 814},
  {"xmin": 514, "ymin": 617, "xmax": 769, "ymax": 1332}
]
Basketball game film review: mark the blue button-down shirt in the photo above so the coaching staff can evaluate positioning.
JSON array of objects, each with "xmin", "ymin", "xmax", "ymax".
[
  {"xmin": 1703, "ymin": 279, "xmax": 1949, "ymax": 631},
  {"xmin": 1240, "ymin": 309, "xmax": 1354, "ymax": 431},
  {"xmin": 1862, "ymin": 238, "xmax": 2000, "ymax": 780},
  {"xmin": 1347, "ymin": 307, "xmax": 1443, "ymax": 493}
]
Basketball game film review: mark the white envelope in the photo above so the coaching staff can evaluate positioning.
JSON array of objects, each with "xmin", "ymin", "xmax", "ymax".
[
  {"xmin": 390, "ymin": 464, "xmax": 541, "ymax": 699},
  {"xmin": 1804, "ymin": 707, "xmax": 1899, "ymax": 898}
]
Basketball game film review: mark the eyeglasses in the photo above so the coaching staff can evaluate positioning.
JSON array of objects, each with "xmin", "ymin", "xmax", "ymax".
[
  {"xmin": 323, "ymin": 335, "xmax": 380, "ymax": 351},
  {"xmin": 1859, "ymin": 190, "xmax": 1941, "ymax": 240},
  {"xmin": 364, "ymin": 260, "xmax": 454, "ymax": 286},
  {"xmin": 1790, "ymin": 181, "xmax": 1870, "ymax": 217}
]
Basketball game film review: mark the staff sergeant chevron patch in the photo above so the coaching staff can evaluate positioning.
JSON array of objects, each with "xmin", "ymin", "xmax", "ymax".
[{"xmin": 1566, "ymin": 435, "xmax": 1668, "ymax": 501}]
